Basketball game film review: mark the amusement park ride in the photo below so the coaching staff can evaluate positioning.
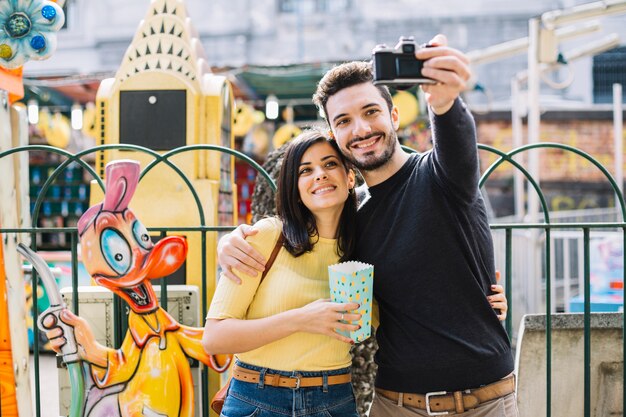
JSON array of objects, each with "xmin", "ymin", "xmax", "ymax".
[
  {"xmin": 91, "ymin": 0, "xmax": 238, "ymax": 294},
  {"xmin": 1, "ymin": 0, "xmax": 238, "ymax": 416},
  {"xmin": 20, "ymin": 159, "xmax": 232, "ymax": 417}
]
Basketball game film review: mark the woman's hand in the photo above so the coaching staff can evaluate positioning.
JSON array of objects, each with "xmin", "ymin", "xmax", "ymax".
[
  {"xmin": 489, "ymin": 271, "xmax": 508, "ymax": 321},
  {"xmin": 292, "ymin": 299, "xmax": 362, "ymax": 344},
  {"xmin": 203, "ymin": 299, "xmax": 362, "ymax": 354}
]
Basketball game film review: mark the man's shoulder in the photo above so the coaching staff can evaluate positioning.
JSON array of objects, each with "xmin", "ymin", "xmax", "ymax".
[
  {"xmin": 355, "ymin": 153, "xmax": 428, "ymax": 210},
  {"xmin": 395, "ymin": 152, "xmax": 431, "ymax": 181}
]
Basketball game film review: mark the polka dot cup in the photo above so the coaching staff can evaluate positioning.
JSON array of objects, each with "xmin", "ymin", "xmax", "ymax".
[{"xmin": 328, "ymin": 261, "xmax": 373, "ymax": 343}]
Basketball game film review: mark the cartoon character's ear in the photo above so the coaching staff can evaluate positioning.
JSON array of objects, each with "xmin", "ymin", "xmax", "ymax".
[{"xmin": 102, "ymin": 160, "xmax": 141, "ymax": 212}]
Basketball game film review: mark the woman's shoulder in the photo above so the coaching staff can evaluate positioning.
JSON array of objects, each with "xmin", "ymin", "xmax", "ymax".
[
  {"xmin": 253, "ymin": 216, "xmax": 282, "ymax": 233},
  {"xmin": 247, "ymin": 216, "xmax": 282, "ymax": 246}
]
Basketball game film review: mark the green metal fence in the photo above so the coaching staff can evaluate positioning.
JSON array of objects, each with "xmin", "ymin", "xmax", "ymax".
[
  {"xmin": 1, "ymin": 142, "xmax": 624, "ymax": 417},
  {"xmin": 1, "ymin": 144, "xmax": 275, "ymax": 417},
  {"xmin": 479, "ymin": 142, "xmax": 625, "ymax": 417}
]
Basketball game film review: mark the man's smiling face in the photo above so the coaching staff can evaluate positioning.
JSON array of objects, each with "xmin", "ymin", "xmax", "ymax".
[{"xmin": 326, "ymin": 82, "xmax": 400, "ymax": 171}]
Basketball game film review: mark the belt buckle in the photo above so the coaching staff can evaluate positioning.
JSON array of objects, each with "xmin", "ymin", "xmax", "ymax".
[
  {"xmin": 289, "ymin": 373, "xmax": 301, "ymax": 390},
  {"xmin": 425, "ymin": 391, "xmax": 449, "ymax": 416}
]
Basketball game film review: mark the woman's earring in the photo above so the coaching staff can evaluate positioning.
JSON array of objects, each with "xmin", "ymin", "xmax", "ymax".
[{"xmin": 328, "ymin": 130, "xmax": 335, "ymax": 140}]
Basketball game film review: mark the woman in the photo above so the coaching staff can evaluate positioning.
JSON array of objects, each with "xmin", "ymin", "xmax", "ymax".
[
  {"xmin": 203, "ymin": 130, "xmax": 362, "ymax": 417},
  {"xmin": 202, "ymin": 130, "xmax": 508, "ymax": 417}
]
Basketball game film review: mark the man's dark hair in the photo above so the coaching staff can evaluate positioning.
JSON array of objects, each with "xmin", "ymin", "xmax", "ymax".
[
  {"xmin": 276, "ymin": 129, "xmax": 357, "ymax": 262},
  {"xmin": 312, "ymin": 61, "xmax": 393, "ymax": 124}
]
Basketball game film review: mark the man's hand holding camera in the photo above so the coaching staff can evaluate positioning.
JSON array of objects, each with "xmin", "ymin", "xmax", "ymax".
[
  {"xmin": 371, "ymin": 33, "xmax": 471, "ymax": 115},
  {"xmin": 417, "ymin": 34, "xmax": 471, "ymax": 115}
]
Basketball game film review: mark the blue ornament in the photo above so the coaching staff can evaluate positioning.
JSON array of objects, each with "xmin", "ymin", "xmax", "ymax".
[
  {"xmin": 0, "ymin": 0, "xmax": 65, "ymax": 69},
  {"xmin": 30, "ymin": 35, "xmax": 46, "ymax": 51},
  {"xmin": 41, "ymin": 5, "xmax": 57, "ymax": 21}
]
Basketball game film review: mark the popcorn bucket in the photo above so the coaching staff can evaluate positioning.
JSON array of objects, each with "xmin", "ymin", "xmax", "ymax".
[{"xmin": 328, "ymin": 261, "xmax": 373, "ymax": 343}]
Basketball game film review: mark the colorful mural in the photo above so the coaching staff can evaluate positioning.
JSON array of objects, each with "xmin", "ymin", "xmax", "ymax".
[{"xmin": 20, "ymin": 160, "xmax": 231, "ymax": 417}]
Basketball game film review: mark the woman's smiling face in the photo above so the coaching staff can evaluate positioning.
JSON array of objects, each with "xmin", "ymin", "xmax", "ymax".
[{"xmin": 297, "ymin": 141, "xmax": 355, "ymax": 217}]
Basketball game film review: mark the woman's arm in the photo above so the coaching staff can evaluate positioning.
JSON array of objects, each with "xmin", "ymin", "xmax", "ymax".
[
  {"xmin": 489, "ymin": 284, "xmax": 508, "ymax": 321},
  {"xmin": 489, "ymin": 271, "xmax": 508, "ymax": 321},
  {"xmin": 202, "ymin": 299, "xmax": 361, "ymax": 354}
]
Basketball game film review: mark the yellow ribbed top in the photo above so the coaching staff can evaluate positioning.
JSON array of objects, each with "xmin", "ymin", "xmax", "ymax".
[{"xmin": 206, "ymin": 217, "xmax": 352, "ymax": 371}]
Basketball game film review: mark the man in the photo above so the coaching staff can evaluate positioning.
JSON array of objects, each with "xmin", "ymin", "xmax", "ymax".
[{"xmin": 218, "ymin": 35, "xmax": 517, "ymax": 416}]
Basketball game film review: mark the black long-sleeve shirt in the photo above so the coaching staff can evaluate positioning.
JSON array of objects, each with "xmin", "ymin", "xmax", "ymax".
[{"xmin": 355, "ymin": 98, "xmax": 513, "ymax": 393}]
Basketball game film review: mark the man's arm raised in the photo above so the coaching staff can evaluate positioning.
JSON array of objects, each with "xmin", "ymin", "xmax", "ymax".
[
  {"xmin": 416, "ymin": 34, "xmax": 471, "ymax": 115},
  {"xmin": 217, "ymin": 224, "xmax": 266, "ymax": 284}
]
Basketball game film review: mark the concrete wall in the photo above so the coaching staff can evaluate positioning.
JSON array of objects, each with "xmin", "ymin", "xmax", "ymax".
[{"xmin": 516, "ymin": 313, "xmax": 623, "ymax": 417}]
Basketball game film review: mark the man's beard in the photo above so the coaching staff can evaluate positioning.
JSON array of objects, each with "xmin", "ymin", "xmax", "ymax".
[{"xmin": 344, "ymin": 130, "xmax": 397, "ymax": 171}]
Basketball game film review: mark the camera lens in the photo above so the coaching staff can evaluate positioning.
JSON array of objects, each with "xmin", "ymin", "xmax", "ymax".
[{"xmin": 396, "ymin": 56, "xmax": 422, "ymax": 77}]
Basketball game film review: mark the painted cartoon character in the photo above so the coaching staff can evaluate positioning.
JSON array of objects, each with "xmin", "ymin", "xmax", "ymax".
[{"xmin": 39, "ymin": 160, "xmax": 231, "ymax": 417}]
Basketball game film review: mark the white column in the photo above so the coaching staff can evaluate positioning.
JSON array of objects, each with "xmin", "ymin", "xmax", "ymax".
[
  {"xmin": 527, "ymin": 17, "xmax": 541, "ymax": 223},
  {"xmin": 527, "ymin": 17, "xmax": 543, "ymax": 312},
  {"xmin": 511, "ymin": 77, "xmax": 525, "ymax": 220},
  {"xmin": 613, "ymin": 83, "xmax": 623, "ymax": 202}
]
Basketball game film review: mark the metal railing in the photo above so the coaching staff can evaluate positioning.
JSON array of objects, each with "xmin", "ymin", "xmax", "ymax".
[
  {"xmin": 478, "ymin": 142, "xmax": 625, "ymax": 417},
  {"xmin": 1, "ymin": 142, "xmax": 624, "ymax": 417},
  {"xmin": 0, "ymin": 144, "xmax": 275, "ymax": 417}
]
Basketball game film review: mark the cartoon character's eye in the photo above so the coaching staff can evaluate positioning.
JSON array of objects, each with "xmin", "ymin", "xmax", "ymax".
[
  {"xmin": 132, "ymin": 220, "xmax": 152, "ymax": 250},
  {"xmin": 101, "ymin": 228, "xmax": 131, "ymax": 275}
]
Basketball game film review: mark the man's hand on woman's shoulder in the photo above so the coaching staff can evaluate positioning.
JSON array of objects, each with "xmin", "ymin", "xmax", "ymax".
[{"xmin": 217, "ymin": 224, "xmax": 266, "ymax": 284}]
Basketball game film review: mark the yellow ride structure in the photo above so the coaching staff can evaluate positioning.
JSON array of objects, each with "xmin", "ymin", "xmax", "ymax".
[
  {"xmin": 90, "ymin": 1, "xmax": 237, "ymax": 413},
  {"xmin": 92, "ymin": 0, "xmax": 236, "ymax": 303}
]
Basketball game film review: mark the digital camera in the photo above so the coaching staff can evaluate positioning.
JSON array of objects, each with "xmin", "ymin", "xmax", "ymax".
[{"xmin": 372, "ymin": 36, "xmax": 436, "ymax": 88}]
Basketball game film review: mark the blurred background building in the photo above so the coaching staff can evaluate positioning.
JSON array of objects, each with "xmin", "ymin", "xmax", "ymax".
[
  {"xmin": 4, "ymin": 4, "xmax": 623, "ymax": 414},
  {"xmin": 18, "ymin": 0, "xmax": 626, "ymax": 225},
  {"xmin": 23, "ymin": 0, "xmax": 626, "ymax": 106}
]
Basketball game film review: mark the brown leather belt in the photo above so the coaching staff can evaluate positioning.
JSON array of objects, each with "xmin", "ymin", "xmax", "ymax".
[
  {"xmin": 376, "ymin": 375, "xmax": 515, "ymax": 415},
  {"xmin": 232, "ymin": 364, "xmax": 351, "ymax": 389}
]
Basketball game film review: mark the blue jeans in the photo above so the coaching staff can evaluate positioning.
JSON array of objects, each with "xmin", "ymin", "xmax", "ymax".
[{"xmin": 220, "ymin": 360, "xmax": 358, "ymax": 417}]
